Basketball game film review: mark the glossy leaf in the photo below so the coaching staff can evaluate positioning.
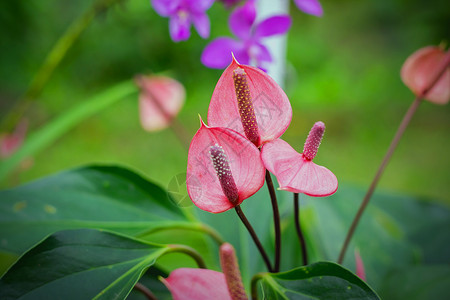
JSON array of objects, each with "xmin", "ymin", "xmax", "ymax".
[
  {"xmin": 0, "ymin": 165, "xmax": 188, "ymax": 256},
  {"xmin": 0, "ymin": 229, "xmax": 170, "ymax": 300},
  {"xmin": 254, "ymin": 262, "xmax": 379, "ymax": 299}
]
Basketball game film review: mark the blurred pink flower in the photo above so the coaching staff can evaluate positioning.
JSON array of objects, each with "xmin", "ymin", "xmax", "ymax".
[
  {"xmin": 261, "ymin": 122, "xmax": 338, "ymax": 196},
  {"xmin": 355, "ymin": 249, "xmax": 366, "ymax": 281},
  {"xmin": 201, "ymin": 0, "xmax": 291, "ymax": 70},
  {"xmin": 186, "ymin": 117, "xmax": 265, "ymax": 213},
  {"xmin": 207, "ymin": 57, "xmax": 292, "ymax": 147},
  {"xmin": 294, "ymin": 0, "xmax": 323, "ymax": 17},
  {"xmin": 0, "ymin": 120, "xmax": 28, "ymax": 159},
  {"xmin": 401, "ymin": 46, "xmax": 450, "ymax": 105},
  {"xmin": 162, "ymin": 243, "xmax": 247, "ymax": 300},
  {"xmin": 135, "ymin": 75, "xmax": 185, "ymax": 132},
  {"xmin": 151, "ymin": 0, "xmax": 214, "ymax": 42}
]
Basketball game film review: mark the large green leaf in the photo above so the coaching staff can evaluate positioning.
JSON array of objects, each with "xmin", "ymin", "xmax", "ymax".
[
  {"xmin": 303, "ymin": 186, "xmax": 450, "ymax": 289},
  {"xmin": 0, "ymin": 165, "xmax": 189, "ymax": 256},
  {"xmin": 0, "ymin": 229, "xmax": 170, "ymax": 300},
  {"xmin": 254, "ymin": 262, "xmax": 379, "ymax": 300},
  {"xmin": 378, "ymin": 265, "xmax": 450, "ymax": 300}
]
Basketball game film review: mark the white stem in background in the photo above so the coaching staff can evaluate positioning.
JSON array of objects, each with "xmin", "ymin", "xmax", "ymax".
[{"xmin": 257, "ymin": 0, "xmax": 289, "ymax": 87}]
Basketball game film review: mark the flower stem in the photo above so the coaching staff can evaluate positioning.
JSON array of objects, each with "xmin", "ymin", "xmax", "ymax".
[
  {"xmin": 133, "ymin": 283, "xmax": 158, "ymax": 300},
  {"xmin": 293, "ymin": 193, "xmax": 308, "ymax": 265},
  {"xmin": 338, "ymin": 50, "xmax": 450, "ymax": 264},
  {"xmin": 265, "ymin": 170, "xmax": 281, "ymax": 272},
  {"xmin": 166, "ymin": 244, "xmax": 207, "ymax": 269},
  {"xmin": 235, "ymin": 205, "xmax": 273, "ymax": 272},
  {"xmin": 1, "ymin": 0, "xmax": 124, "ymax": 131}
]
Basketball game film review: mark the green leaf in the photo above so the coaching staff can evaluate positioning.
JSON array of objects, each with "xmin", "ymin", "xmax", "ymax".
[
  {"xmin": 0, "ymin": 229, "xmax": 170, "ymax": 300},
  {"xmin": 378, "ymin": 265, "xmax": 450, "ymax": 300},
  {"xmin": 0, "ymin": 165, "xmax": 189, "ymax": 256},
  {"xmin": 302, "ymin": 186, "xmax": 450, "ymax": 289},
  {"xmin": 0, "ymin": 80, "xmax": 137, "ymax": 180},
  {"xmin": 254, "ymin": 262, "xmax": 380, "ymax": 300}
]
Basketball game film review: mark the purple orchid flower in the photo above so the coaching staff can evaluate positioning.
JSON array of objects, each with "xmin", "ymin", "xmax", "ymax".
[
  {"xmin": 201, "ymin": 0, "xmax": 291, "ymax": 70},
  {"xmin": 294, "ymin": 0, "xmax": 323, "ymax": 16},
  {"xmin": 151, "ymin": 0, "xmax": 214, "ymax": 42}
]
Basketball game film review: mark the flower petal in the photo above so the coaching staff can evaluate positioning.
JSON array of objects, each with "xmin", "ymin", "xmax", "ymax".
[
  {"xmin": 261, "ymin": 139, "xmax": 337, "ymax": 196},
  {"xmin": 249, "ymin": 42, "xmax": 272, "ymax": 68},
  {"xmin": 151, "ymin": 0, "xmax": 180, "ymax": 16},
  {"xmin": 187, "ymin": 118, "xmax": 265, "ymax": 213},
  {"xmin": 229, "ymin": 0, "xmax": 256, "ymax": 40},
  {"xmin": 191, "ymin": 12, "xmax": 210, "ymax": 38},
  {"xmin": 294, "ymin": 0, "xmax": 323, "ymax": 17},
  {"xmin": 207, "ymin": 57, "xmax": 292, "ymax": 147},
  {"xmin": 185, "ymin": 0, "xmax": 215, "ymax": 13},
  {"xmin": 136, "ymin": 75, "xmax": 185, "ymax": 132},
  {"xmin": 201, "ymin": 38, "xmax": 246, "ymax": 69},
  {"xmin": 162, "ymin": 268, "xmax": 232, "ymax": 300},
  {"xmin": 401, "ymin": 46, "xmax": 450, "ymax": 105},
  {"xmin": 254, "ymin": 15, "xmax": 292, "ymax": 39},
  {"xmin": 169, "ymin": 13, "xmax": 191, "ymax": 42}
]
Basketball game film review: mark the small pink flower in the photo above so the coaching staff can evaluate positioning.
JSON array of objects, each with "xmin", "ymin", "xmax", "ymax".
[
  {"xmin": 186, "ymin": 117, "xmax": 265, "ymax": 213},
  {"xmin": 207, "ymin": 57, "xmax": 292, "ymax": 147},
  {"xmin": 261, "ymin": 122, "xmax": 337, "ymax": 196},
  {"xmin": 162, "ymin": 243, "xmax": 247, "ymax": 300},
  {"xmin": 0, "ymin": 120, "xmax": 28, "ymax": 159},
  {"xmin": 354, "ymin": 249, "xmax": 366, "ymax": 281},
  {"xmin": 401, "ymin": 46, "xmax": 450, "ymax": 105},
  {"xmin": 135, "ymin": 75, "xmax": 185, "ymax": 132}
]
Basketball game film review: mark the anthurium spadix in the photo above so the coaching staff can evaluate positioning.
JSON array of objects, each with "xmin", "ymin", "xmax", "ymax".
[
  {"xmin": 207, "ymin": 56, "xmax": 292, "ymax": 147},
  {"xmin": 261, "ymin": 122, "xmax": 338, "ymax": 196},
  {"xmin": 187, "ymin": 117, "xmax": 265, "ymax": 213}
]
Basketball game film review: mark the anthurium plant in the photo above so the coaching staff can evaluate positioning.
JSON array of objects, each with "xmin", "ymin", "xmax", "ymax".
[{"xmin": 0, "ymin": 1, "xmax": 449, "ymax": 300}]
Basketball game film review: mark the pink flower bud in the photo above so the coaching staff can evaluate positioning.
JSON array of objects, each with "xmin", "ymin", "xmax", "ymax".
[
  {"xmin": 401, "ymin": 46, "xmax": 450, "ymax": 105},
  {"xmin": 220, "ymin": 243, "xmax": 247, "ymax": 300},
  {"xmin": 0, "ymin": 120, "xmax": 28, "ymax": 159},
  {"xmin": 302, "ymin": 121, "xmax": 325, "ymax": 161},
  {"xmin": 135, "ymin": 75, "xmax": 185, "ymax": 131},
  {"xmin": 355, "ymin": 249, "xmax": 366, "ymax": 281}
]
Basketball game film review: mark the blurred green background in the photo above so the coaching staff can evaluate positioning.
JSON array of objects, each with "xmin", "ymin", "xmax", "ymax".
[{"xmin": 0, "ymin": 0, "xmax": 449, "ymax": 203}]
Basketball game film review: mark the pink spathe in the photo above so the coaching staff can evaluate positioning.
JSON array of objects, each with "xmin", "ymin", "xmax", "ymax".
[
  {"xmin": 207, "ymin": 57, "xmax": 292, "ymax": 148},
  {"xmin": 162, "ymin": 268, "xmax": 232, "ymax": 300},
  {"xmin": 401, "ymin": 46, "xmax": 450, "ymax": 105},
  {"xmin": 261, "ymin": 138, "xmax": 337, "ymax": 196},
  {"xmin": 136, "ymin": 75, "xmax": 185, "ymax": 132},
  {"xmin": 187, "ymin": 118, "xmax": 265, "ymax": 213},
  {"xmin": 355, "ymin": 249, "xmax": 366, "ymax": 281}
]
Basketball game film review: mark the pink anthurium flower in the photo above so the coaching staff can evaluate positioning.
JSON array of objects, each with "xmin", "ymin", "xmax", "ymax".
[
  {"xmin": 401, "ymin": 46, "xmax": 450, "ymax": 105},
  {"xmin": 135, "ymin": 75, "xmax": 185, "ymax": 132},
  {"xmin": 151, "ymin": 0, "xmax": 214, "ymax": 42},
  {"xmin": 207, "ymin": 57, "xmax": 292, "ymax": 148},
  {"xmin": 294, "ymin": 0, "xmax": 323, "ymax": 17},
  {"xmin": 162, "ymin": 243, "xmax": 247, "ymax": 300},
  {"xmin": 186, "ymin": 117, "xmax": 265, "ymax": 213},
  {"xmin": 354, "ymin": 249, "xmax": 366, "ymax": 281},
  {"xmin": 261, "ymin": 122, "xmax": 338, "ymax": 196},
  {"xmin": 201, "ymin": 0, "xmax": 291, "ymax": 70},
  {"xmin": 0, "ymin": 120, "xmax": 28, "ymax": 159}
]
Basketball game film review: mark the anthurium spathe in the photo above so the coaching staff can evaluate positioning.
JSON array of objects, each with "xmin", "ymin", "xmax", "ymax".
[
  {"xmin": 186, "ymin": 117, "xmax": 265, "ymax": 213},
  {"xmin": 135, "ymin": 75, "xmax": 185, "ymax": 132},
  {"xmin": 207, "ymin": 57, "xmax": 292, "ymax": 147},
  {"xmin": 162, "ymin": 268, "xmax": 232, "ymax": 300},
  {"xmin": 261, "ymin": 122, "xmax": 337, "ymax": 196},
  {"xmin": 401, "ymin": 46, "xmax": 450, "ymax": 105},
  {"xmin": 162, "ymin": 243, "xmax": 247, "ymax": 300}
]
